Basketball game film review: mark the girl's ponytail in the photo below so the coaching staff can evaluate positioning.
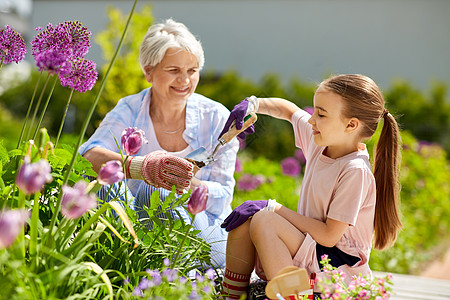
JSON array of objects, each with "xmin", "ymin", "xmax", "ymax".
[{"xmin": 373, "ymin": 111, "xmax": 402, "ymax": 250}]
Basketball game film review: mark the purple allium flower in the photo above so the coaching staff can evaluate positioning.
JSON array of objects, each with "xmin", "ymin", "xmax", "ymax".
[
  {"xmin": 131, "ymin": 287, "xmax": 143, "ymax": 297},
  {"xmin": 294, "ymin": 149, "xmax": 306, "ymax": 165},
  {"xmin": 304, "ymin": 106, "xmax": 314, "ymax": 115},
  {"xmin": 121, "ymin": 127, "xmax": 148, "ymax": 156},
  {"xmin": 61, "ymin": 180, "xmax": 96, "ymax": 219},
  {"xmin": 236, "ymin": 173, "xmax": 266, "ymax": 191},
  {"xmin": 163, "ymin": 258, "xmax": 170, "ymax": 266},
  {"xmin": 205, "ymin": 268, "xmax": 215, "ymax": 280},
  {"xmin": 187, "ymin": 184, "xmax": 208, "ymax": 215},
  {"xmin": 0, "ymin": 25, "xmax": 27, "ymax": 65},
  {"xmin": 238, "ymin": 136, "xmax": 246, "ymax": 150},
  {"xmin": 138, "ymin": 278, "xmax": 152, "ymax": 290},
  {"xmin": 16, "ymin": 157, "xmax": 53, "ymax": 195},
  {"xmin": 235, "ymin": 157, "xmax": 243, "ymax": 173},
  {"xmin": 97, "ymin": 160, "xmax": 124, "ymax": 185},
  {"xmin": 59, "ymin": 57, "xmax": 98, "ymax": 92},
  {"xmin": 35, "ymin": 48, "xmax": 70, "ymax": 75},
  {"xmin": 188, "ymin": 291, "xmax": 200, "ymax": 300},
  {"xmin": 56, "ymin": 21, "xmax": 91, "ymax": 58},
  {"xmin": 31, "ymin": 21, "xmax": 90, "ymax": 59},
  {"xmin": 0, "ymin": 209, "xmax": 30, "ymax": 249},
  {"xmin": 281, "ymin": 157, "xmax": 301, "ymax": 177}
]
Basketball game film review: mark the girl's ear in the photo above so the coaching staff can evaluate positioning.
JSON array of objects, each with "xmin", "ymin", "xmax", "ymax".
[
  {"xmin": 345, "ymin": 118, "xmax": 360, "ymax": 133},
  {"xmin": 144, "ymin": 66, "xmax": 153, "ymax": 83}
]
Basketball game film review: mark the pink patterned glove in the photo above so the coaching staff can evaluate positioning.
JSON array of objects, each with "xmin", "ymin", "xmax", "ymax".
[{"xmin": 125, "ymin": 151, "xmax": 194, "ymax": 194}]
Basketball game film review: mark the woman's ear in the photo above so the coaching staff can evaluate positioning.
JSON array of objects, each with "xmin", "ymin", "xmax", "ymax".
[
  {"xmin": 144, "ymin": 66, "xmax": 153, "ymax": 83},
  {"xmin": 345, "ymin": 118, "xmax": 360, "ymax": 133}
]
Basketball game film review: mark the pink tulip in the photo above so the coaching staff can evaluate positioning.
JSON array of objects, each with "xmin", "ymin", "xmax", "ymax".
[
  {"xmin": 16, "ymin": 157, "xmax": 53, "ymax": 195},
  {"xmin": 121, "ymin": 127, "xmax": 148, "ymax": 156},
  {"xmin": 97, "ymin": 160, "xmax": 124, "ymax": 185},
  {"xmin": 61, "ymin": 180, "xmax": 96, "ymax": 219},
  {"xmin": 0, "ymin": 209, "xmax": 30, "ymax": 249},
  {"xmin": 187, "ymin": 185, "xmax": 208, "ymax": 215}
]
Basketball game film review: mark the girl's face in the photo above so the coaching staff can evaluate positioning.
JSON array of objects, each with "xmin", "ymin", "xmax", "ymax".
[
  {"xmin": 145, "ymin": 48, "xmax": 200, "ymax": 104},
  {"xmin": 308, "ymin": 85, "xmax": 356, "ymax": 157}
]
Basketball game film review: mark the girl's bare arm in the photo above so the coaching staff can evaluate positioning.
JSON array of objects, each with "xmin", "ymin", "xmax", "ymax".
[{"xmin": 257, "ymin": 97, "xmax": 301, "ymax": 123}]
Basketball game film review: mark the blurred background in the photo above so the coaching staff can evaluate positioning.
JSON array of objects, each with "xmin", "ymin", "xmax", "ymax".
[{"xmin": 1, "ymin": 0, "xmax": 449, "ymax": 278}]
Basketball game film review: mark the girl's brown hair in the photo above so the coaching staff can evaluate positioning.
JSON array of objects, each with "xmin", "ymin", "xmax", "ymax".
[{"xmin": 321, "ymin": 74, "xmax": 402, "ymax": 250}]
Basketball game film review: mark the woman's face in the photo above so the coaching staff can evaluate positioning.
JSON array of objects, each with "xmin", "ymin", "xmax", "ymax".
[{"xmin": 145, "ymin": 48, "xmax": 200, "ymax": 103}]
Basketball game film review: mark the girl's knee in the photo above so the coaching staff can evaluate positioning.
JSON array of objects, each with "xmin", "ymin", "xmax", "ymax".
[{"xmin": 249, "ymin": 210, "xmax": 273, "ymax": 239}]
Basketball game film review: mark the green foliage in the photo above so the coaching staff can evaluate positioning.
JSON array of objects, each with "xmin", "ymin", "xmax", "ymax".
[{"xmin": 94, "ymin": 5, "xmax": 153, "ymax": 118}]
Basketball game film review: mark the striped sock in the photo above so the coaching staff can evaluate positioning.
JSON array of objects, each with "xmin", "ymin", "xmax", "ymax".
[{"xmin": 222, "ymin": 269, "xmax": 251, "ymax": 299}]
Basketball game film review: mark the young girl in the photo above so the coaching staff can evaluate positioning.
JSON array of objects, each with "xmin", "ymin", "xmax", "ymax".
[{"xmin": 220, "ymin": 74, "xmax": 402, "ymax": 299}]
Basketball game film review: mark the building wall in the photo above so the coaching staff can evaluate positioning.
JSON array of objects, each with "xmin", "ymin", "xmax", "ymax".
[{"xmin": 29, "ymin": 0, "xmax": 450, "ymax": 90}]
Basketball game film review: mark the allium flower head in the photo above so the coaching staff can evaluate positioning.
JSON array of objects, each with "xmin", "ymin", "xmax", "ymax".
[
  {"xmin": 121, "ymin": 127, "xmax": 148, "ymax": 156},
  {"xmin": 281, "ymin": 156, "xmax": 301, "ymax": 177},
  {"xmin": 31, "ymin": 21, "xmax": 91, "ymax": 59},
  {"xmin": 0, "ymin": 209, "xmax": 30, "ymax": 249},
  {"xmin": 0, "ymin": 25, "xmax": 27, "ymax": 65},
  {"xmin": 35, "ymin": 48, "xmax": 70, "ymax": 75},
  {"xmin": 97, "ymin": 160, "xmax": 124, "ymax": 185},
  {"xmin": 187, "ymin": 184, "xmax": 208, "ymax": 215},
  {"xmin": 16, "ymin": 157, "xmax": 53, "ymax": 195},
  {"xmin": 61, "ymin": 180, "xmax": 96, "ymax": 219},
  {"xmin": 237, "ymin": 173, "xmax": 266, "ymax": 191},
  {"xmin": 59, "ymin": 57, "xmax": 98, "ymax": 92}
]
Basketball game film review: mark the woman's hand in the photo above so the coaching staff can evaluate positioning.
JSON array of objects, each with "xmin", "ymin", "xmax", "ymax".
[
  {"xmin": 125, "ymin": 150, "xmax": 194, "ymax": 194},
  {"xmin": 219, "ymin": 97, "xmax": 258, "ymax": 139}
]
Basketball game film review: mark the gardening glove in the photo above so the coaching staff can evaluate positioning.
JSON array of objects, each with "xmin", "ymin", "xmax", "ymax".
[
  {"xmin": 125, "ymin": 150, "xmax": 194, "ymax": 195},
  {"xmin": 219, "ymin": 96, "xmax": 259, "ymax": 140},
  {"xmin": 220, "ymin": 200, "xmax": 267, "ymax": 232}
]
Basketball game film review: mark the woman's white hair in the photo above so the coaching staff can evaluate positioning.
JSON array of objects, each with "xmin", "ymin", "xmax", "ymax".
[{"xmin": 139, "ymin": 19, "xmax": 205, "ymax": 73}]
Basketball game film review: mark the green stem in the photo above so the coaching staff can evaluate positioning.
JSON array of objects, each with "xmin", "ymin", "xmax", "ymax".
[
  {"xmin": 171, "ymin": 215, "xmax": 195, "ymax": 267},
  {"xmin": 29, "ymin": 193, "xmax": 41, "ymax": 264},
  {"xmin": 55, "ymin": 88, "xmax": 74, "ymax": 147},
  {"xmin": 46, "ymin": 0, "xmax": 138, "ymax": 245},
  {"xmin": 26, "ymin": 72, "xmax": 50, "ymax": 141},
  {"xmin": 32, "ymin": 75, "xmax": 58, "ymax": 141},
  {"xmin": 17, "ymin": 71, "xmax": 44, "ymax": 149},
  {"xmin": 70, "ymin": 203, "xmax": 110, "ymax": 247}
]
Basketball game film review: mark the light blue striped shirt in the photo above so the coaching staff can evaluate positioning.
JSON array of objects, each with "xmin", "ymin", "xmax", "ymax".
[{"xmin": 79, "ymin": 88, "xmax": 238, "ymax": 219}]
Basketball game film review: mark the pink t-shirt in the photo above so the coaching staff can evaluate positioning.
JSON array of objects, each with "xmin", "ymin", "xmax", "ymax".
[{"xmin": 291, "ymin": 109, "xmax": 375, "ymax": 279}]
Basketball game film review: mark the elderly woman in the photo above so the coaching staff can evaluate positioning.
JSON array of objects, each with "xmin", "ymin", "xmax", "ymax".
[{"xmin": 79, "ymin": 19, "xmax": 239, "ymax": 269}]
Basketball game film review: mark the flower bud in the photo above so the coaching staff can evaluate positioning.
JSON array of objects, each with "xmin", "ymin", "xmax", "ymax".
[
  {"xmin": 97, "ymin": 160, "xmax": 124, "ymax": 185},
  {"xmin": 0, "ymin": 209, "xmax": 30, "ymax": 249},
  {"xmin": 121, "ymin": 127, "xmax": 148, "ymax": 156},
  {"xmin": 187, "ymin": 184, "xmax": 208, "ymax": 215},
  {"xmin": 61, "ymin": 180, "xmax": 96, "ymax": 219},
  {"xmin": 16, "ymin": 157, "xmax": 53, "ymax": 195}
]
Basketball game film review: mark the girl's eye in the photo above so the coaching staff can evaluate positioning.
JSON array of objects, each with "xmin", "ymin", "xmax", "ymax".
[{"xmin": 317, "ymin": 113, "xmax": 325, "ymax": 118}]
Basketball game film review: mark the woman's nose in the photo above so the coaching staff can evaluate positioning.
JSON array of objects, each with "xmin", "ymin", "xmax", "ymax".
[{"xmin": 178, "ymin": 72, "xmax": 189, "ymax": 83}]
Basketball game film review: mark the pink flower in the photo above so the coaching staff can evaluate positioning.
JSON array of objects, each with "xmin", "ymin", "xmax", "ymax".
[
  {"xmin": 235, "ymin": 157, "xmax": 243, "ymax": 173},
  {"xmin": 121, "ymin": 127, "xmax": 148, "ymax": 156},
  {"xmin": 294, "ymin": 149, "xmax": 306, "ymax": 165},
  {"xmin": 187, "ymin": 185, "xmax": 208, "ymax": 215},
  {"xmin": 236, "ymin": 173, "xmax": 266, "ymax": 191},
  {"xmin": 97, "ymin": 160, "xmax": 124, "ymax": 185},
  {"xmin": 0, "ymin": 25, "xmax": 27, "ymax": 65},
  {"xmin": 0, "ymin": 209, "xmax": 30, "ymax": 249},
  {"xmin": 304, "ymin": 106, "xmax": 314, "ymax": 115},
  {"xmin": 281, "ymin": 157, "xmax": 301, "ymax": 177},
  {"xmin": 16, "ymin": 157, "xmax": 53, "ymax": 195},
  {"xmin": 61, "ymin": 180, "xmax": 96, "ymax": 219}
]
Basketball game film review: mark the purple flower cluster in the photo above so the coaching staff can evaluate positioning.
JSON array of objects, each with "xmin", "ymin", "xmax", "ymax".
[
  {"xmin": 30, "ymin": 21, "xmax": 97, "ymax": 91},
  {"xmin": 130, "ymin": 261, "xmax": 216, "ymax": 299},
  {"xmin": 237, "ymin": 173, "xmax": 266, "ymax": 191},
  {"xmin": 59, "ymin": 58, "xmax": 98, "ymax": 93},
  {"xmin": 0, "ymin": 25, "xmax": 27, "ymax": 65},
  {"xmin": 281, "ymin": 149, "xmax": 307, "ymax": 177}
]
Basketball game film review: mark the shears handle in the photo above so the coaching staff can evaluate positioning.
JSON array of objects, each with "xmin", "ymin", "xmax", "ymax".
[{"xmin": 219, "ymin": 112, "xmax": 257, "ymax": 145}]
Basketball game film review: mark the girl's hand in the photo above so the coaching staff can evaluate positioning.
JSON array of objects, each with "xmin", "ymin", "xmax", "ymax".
[{"xmin": 219, "ymin": 97, "xmax": 257, "ymax": 139}]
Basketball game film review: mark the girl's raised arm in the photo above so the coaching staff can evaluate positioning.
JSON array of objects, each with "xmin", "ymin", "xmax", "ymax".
[{"xmin": 257, "ymin": 97, "xmax": 301, "ymax": 122}]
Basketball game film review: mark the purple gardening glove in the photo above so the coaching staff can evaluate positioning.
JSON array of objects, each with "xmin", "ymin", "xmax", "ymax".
[
  {"xmin": 219, "ymin": 98, "xmax": 256, "ymax": 140},
  {"xmin": 221, "ymin": 200, "xmax": 268, "ymax": 232}
]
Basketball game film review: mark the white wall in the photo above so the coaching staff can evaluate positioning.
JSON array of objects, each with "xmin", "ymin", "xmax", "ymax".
[{"xmin": 30, "ymin": 0, "xmax": 450, "ymax": 90}]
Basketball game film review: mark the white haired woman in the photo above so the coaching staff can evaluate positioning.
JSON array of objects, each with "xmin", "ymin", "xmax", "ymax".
[{"xmin": 79, "ymin": 19, "xmax": 239, "ymax": 269}]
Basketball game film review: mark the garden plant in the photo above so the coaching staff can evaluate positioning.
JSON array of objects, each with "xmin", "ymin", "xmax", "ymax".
[{"xmin": 1, "ymin": 2, "xmax": 450, "ymax": 300}]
